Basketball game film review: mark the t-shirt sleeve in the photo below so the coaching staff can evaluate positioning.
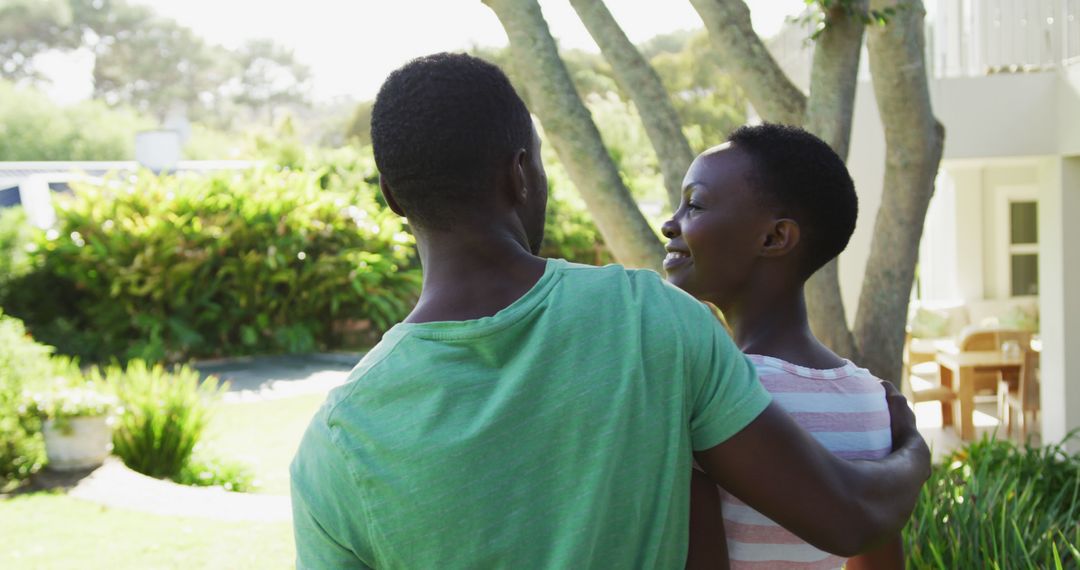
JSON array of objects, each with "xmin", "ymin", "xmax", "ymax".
[
  {"xmin": 290, "ymin": 414, "xmax": 374, "ymax": 570},
  {"xmin": 681, "ymin": 298, "xmax": 772, "ymax": 451}
]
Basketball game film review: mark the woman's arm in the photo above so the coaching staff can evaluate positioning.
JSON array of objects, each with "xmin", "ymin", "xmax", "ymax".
[{"xmin": 693, "ymin": 382, "xmax": 929, "ymax": 557}]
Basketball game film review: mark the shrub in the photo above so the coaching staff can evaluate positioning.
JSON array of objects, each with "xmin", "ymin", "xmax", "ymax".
[
  {"xmin": 904, "ymin": 432, "xmax": 1080, "ymax": 568},
  {"xmin": 0, "ymin": 207, "xmax": 35, "ymax": 303},
  {"xmin": 0, "ymin": 310, "xmax": 71, "ymax": 491},
  {"xmin": 176, "ymin": 453, "xmax": 257, "ymax": 492},
  {"xmin": 100, "ymin": 360, "xmax": 225, "ymax": 480},
  {"xmin": 5, "ymin": 162, "xmax": 421, "ymax": 362},
  {"xmin": 0, "ymin": 80, "xmax": 152, "ymax": 161},
  {"xmin": 536, "ymin": 140, "xmax": 614, "ymax": 266},
  {"xmin": 540, "ymin": 183, "xmax": 613, "ymax": 266}
]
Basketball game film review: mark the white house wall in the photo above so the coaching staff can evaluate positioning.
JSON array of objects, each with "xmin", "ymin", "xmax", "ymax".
[
  {"xmin": 918, "ymin": 170, "xmax": 960, "ymax": 303},
  {"xmin": 841, "ymin": 70, "xmax": 1066, "ymax": 323},
  {"xmin": 929, "ymin": 73, "xmax": 1058, "ymax": 159},
  {"xmin": 1038, "ymin": 156, "xmax": 1080, "ymax": 449},
  {"xmin": 1059, "ymin": 63, "xmax": 1080, "ymax": 154}
]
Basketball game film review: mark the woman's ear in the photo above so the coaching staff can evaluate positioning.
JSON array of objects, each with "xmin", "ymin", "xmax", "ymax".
[{"xmin": 761, "ymin": 218, "xmax": 800, "ymax": 258}]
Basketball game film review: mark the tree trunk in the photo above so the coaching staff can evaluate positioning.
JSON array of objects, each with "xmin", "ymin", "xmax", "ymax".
[
  {"xmin": 854, "ymin": 0, "xmax": 945, "ymax": 384},
  {"xmin": 802, "ymin": 2, "xmax": 867, "ymax": 361},
  {"xmin": 688, "ymin": 0, "xmax": 806, "ymax": 126},
  {"xmin": 483, "ymin": 0, "xmax": 664, "ymax": 271},
  {"xmin": 569, "ymin": 0, "xmax": 695, "ymax": 211}
]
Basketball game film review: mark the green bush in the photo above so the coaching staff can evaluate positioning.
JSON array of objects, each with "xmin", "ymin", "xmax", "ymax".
[
  {"xmin": 100, "ymin": 360, "xmax": 224, "ymax": 480},
  {"xmin": 540, "ymin": 182, "xmax": 613, "ymax": 266},
  {"xmin": 0, "ymin": 207, "xmax": 35, "ymax": 303},
  {"xmin": 4, "ymin": 161, "xmax": 421, "ymax": 362},
  {"xmin": 904, "ymin": 433, "xmax": 1080, "ymax": 568},
  {"xmin": 176, "ymin": 453, "xmax": 257, "ymax": 492},
  {"xmin": 0, "ymin": 80, "xmax": 152, "ymax": 161},
  {"xmin": 536, "ymin": 135, "xmax": 614, "ymax": 266},
  {"xmin": 0, "ymin": 311, "xmax": 71, "ymax": 491}
]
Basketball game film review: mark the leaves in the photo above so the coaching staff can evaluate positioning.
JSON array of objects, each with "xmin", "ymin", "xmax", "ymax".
[
  {"xmin": 903, "ymin": 432, "xmax": 1080, "ymax": 568},
  {"xmin": 794, "ymin": 0, "xmax": 908, "ymax": 41},
  {"xmin": 3, "ymin": 149, "xmax": 422, "ymax": 362},
  {"xmin": 98, "ymin": 359, "xmax": 224, "ymax": 480}
]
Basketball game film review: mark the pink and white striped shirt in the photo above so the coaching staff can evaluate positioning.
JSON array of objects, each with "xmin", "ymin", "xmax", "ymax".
[{"xmin": 721, "ymin": 354, "xmax": 892, "ymax": 570}]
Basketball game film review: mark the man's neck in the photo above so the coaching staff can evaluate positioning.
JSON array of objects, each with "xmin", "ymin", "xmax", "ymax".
[
  {"xmin": 405, "ymin": 228, "xmax": 547, "ymax": 324},
  {"xmin": 725, "ymin": 286, "xmax": 845, "ymax": 370}
]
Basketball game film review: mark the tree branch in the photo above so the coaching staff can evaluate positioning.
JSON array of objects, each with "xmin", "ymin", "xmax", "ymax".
[
  {"xmin": 483, "ymin": 0, "xmax": 665, "ymax": 271},
  {"xmin": 854, "ymin": 0, "xmax": 945, "ymax": 383},
  {"xmin": 570, "ymin": 0, "xmax": 695, "ymax": 211},
  {"xmin": 803, "ymin": 1, "xmax": 867, "ymax": 361},
  {"xmin": 689, "ymin": 0, "xmax": 807, "ymax": 125}
]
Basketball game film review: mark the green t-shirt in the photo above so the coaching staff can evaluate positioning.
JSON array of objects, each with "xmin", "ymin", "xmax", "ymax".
[{"xmin": 290, "ymin": 259, "xmax": 770, "ymax": 569}]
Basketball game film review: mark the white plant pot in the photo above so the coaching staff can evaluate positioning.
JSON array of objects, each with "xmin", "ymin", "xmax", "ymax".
[{"xmin": 43, "ymin": 416, "xmax": 112, "ymax": 471}]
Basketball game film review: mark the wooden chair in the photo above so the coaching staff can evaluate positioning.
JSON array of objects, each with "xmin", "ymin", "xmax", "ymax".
[{"xmin": 998, "ymin": 349, "xmax": 1040, "ymax": 440}]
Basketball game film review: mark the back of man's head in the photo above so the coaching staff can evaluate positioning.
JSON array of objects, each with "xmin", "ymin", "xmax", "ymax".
[
  {"xmin": 727, "ymin": 123, "xmax": 858, "ymax": 279},
  {"xmin": 371, "ymin": 52, "xmax": 533, "ymax": 230}
]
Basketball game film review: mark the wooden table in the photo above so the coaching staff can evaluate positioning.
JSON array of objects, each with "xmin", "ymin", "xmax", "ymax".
[{"xmin": 935, "ymin": 349, "xmax": 1023, "ymax": 441}]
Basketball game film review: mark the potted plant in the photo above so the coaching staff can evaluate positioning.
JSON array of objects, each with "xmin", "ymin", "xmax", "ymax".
[{"xmin": 22, "ymin": 385, "xmax": 118, "ymax": 471}]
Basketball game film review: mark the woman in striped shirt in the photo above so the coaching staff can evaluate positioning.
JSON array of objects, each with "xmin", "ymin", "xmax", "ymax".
[{"xmin": 662, "ymin": 124, "xmax": 905, "ymax": 569}]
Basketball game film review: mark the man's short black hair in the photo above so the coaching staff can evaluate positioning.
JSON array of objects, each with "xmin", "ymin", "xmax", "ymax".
[
  {"xmin": 371, "ymin": 52, "xmax": 533, "ymax": 229},
  {"xmin": 728, "ymin": 123, "xmax": 858, "ymax": 278}
]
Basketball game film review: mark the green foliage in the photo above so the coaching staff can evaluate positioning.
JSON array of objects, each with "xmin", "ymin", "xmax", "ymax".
[
  {"xmin": 182, "ymin": 123, "xmax": 256, "ymax": 160},
  {"xmin": 0, "ymin": 207, "xmax": 35, "ymax": 303},
  {"xmin": 540, "ymin": 177, "xmax": 613, "ymax": 266},
  {"xmin": 586, "ymin": 92, "xmax": 667, "ymax": 206},
  {"xmin": 100, "ymin": 360, "xmax": 224, "ymax": 480},
  {"xmin": 904, "ymin": 433, "xmax": 1080, "ymax": 568},
  {"xmin": 648, "ymin": 32, "xmax": 748, "ymax": 153},
  {"xmin": 176, "ymin": 452, "xmax": 257, "ymax": 492},
  {"xmin": 4, "ymin": 154, "xmax": 420, "ymax": 362},
  {"xmin": 0, "ymin": 0, "xmax": 76, "ymax": 81},
  {"xmin": 0, "ymin": 311, "xmax": 62, "ymax": 491},
  {"xmin": 344, "ymin": 100, "xmax": 374, "ymax": 146},
  {"xmin": 797, "ymin": 0, "xmax": 905, "ymax": 40},
  {"xmin": 0, "ymin": 80, "xmax": 152, "ymax": 160},
  {"xmin": 537, "ymin": 138, "xmax": 613, "ymax": 266}
]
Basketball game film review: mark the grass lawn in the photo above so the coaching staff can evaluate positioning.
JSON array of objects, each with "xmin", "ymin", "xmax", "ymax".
[
  {"xmin": 202, "ymin": 393, "xmax": 327, "ymax": 495},
  {"xmin": 0, "ymin": 492, "xmax": 294, "ymax": 569}
]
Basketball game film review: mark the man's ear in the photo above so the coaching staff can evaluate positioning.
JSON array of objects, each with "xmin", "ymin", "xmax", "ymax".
[
  {"xmin": 761, "ymin": 218, "xmax": 800, "ymax": 258},
  {"xmin": 379, "ymin": 175, "xmax": 406, "ymax": 217},
  {"xmin": 506, "ymin": 148, "xmax": 529, "ymax": 206}
]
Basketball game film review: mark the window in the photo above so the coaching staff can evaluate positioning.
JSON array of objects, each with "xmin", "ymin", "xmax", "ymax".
[{"xmin": 1009, "ymin": 201, "xmax": 1039, "ymax": 296}]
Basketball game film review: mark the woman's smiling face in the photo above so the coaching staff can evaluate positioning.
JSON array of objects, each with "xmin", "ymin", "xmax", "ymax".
[{"xmin": 661, "ymin": 145, "xmax": 777, "ymax": 309}]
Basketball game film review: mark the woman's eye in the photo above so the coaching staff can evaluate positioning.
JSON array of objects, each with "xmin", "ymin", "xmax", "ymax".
[{"xmin": 686, "ymin": 201, "xmax": 703, "ymax": 211}]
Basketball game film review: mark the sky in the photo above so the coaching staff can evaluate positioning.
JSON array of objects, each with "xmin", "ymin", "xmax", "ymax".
[{"xmin": 40, "ymin": 0, "xmax": 807, "ymax": 105}]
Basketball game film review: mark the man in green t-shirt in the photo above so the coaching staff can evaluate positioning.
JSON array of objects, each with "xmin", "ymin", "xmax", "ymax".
[{"xmin": 290, "ymin": 53, "xmax": 930, "ymax": 569}]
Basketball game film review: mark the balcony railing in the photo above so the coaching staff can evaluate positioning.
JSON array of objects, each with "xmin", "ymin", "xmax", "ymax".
[{"xmin": 931, "ymin": 0, "xmax": 1080, "ymax": 77}]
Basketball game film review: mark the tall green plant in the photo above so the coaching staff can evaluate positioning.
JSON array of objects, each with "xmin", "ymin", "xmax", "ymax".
[
  {"xmin": 101, "ymin": 360, "xmax": 225, "ymax": 480},
  {"xmin": 904, "ymin": 433, "xmax": 1080, "ymax": 568}
]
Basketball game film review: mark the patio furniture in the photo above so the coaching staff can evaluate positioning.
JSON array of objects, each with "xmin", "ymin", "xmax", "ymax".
[
  {"xmin": 903, "ymin": 297, "xmax": 1039, "ymax": 384},
  {"xmin": 998, "ymin": 349, "xmax": 1040, "ymax": 440},
  {"xmin": 936, "ymin": 343, "xmax": 1025, "ymax": 441}
]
